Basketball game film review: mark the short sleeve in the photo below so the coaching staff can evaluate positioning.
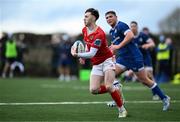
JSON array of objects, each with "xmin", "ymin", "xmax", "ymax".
[{"xmin": 117, "ymin": 22, "xmax": 131, "ymax": 35}]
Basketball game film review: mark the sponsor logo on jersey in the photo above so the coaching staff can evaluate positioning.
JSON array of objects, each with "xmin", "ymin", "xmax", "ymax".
[
  {"xmin": 112, "ymin": 36, "xmax": 120, "ymax": 44},
  {"xmin": 89, "ymin": 35, "xmax": 94, "ymax": 40},
  {"xmin": 94, "ymin": 39, "xmax": 101, "ymax": 47}
]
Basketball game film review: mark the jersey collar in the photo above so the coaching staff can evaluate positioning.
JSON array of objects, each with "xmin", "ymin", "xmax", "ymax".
[
  {"xmin": 134, "ymin": 32, "xmax": 140, "ymax": 38},
  {"xmin": 86, "ymin": 26, "xmax": 99, "ymax": 37}
]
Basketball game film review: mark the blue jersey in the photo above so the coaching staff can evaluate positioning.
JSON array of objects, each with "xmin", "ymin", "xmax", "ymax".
[
  {"xmin": 110, "ymin": 21, "xmax": 142, "ymax": 61},
  {"xmin": 109, "ymin": 21, "xmax": 144, "ymax": 72},
  {"xmin": 133, "ymin": 32, "xmax": 152, "ymax": 67}
]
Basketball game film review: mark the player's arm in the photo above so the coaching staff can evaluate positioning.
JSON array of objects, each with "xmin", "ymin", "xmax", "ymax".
[
  {"xmin": 110, "ymin": 30, "xmax": 134, "ymax": 50},
  {"xmin": 77, "ymin": 47, "xmax": 98, "ymax": 59},
  {"xmin": 141, "ymin": 38, "xmax": 155, "ymax": 50},
  {"xmin": 77, "ymin": 38, "xmax": 102, "ymax": 58},
  {"xmin": 118, "ymin": 30, "xmax": 134, "ymax": 48},
  {"xmin": 72, "ymin": 39, "xmax": 101, "ymax": 59},
  {"xmin": 79, "ymin": 44, "xmax": 88, "ymax": 64},
  {"xmin": 85, "ymin": 44, "xmax": 88, "ymax": 52}
]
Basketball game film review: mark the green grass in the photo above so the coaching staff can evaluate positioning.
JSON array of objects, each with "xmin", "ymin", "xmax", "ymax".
[{"xmin": 0, "ymin": 78, "xmax": 180, "ymax": 121}]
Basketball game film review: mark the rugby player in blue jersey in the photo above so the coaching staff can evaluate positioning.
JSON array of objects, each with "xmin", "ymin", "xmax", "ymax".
[
  {"xmin": 105, "ymin": 10, "xmax": 170, "ymax": 111},
  {"xmin": 130, "ymin": 21, "xmax": 160, "ymax": 100}
]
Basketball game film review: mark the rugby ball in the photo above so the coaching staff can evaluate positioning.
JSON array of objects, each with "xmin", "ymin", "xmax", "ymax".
[{"xmin": 72, "ymin": 40, "xmax": 85, "ymax": 53}]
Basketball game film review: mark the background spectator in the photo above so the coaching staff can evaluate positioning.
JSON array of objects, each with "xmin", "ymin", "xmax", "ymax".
[
  {"xmin": 1, "ymin": 34, "xmax": 17, "ymax": 78},
  {"xmin": 156, "ymin": 35, "xmax": 171, "ymax": 82}
]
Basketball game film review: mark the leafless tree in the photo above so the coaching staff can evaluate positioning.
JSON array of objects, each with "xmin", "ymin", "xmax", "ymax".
[{"xmin": 159, "ymin": 8, "xmax": 180, "ymax": 33}]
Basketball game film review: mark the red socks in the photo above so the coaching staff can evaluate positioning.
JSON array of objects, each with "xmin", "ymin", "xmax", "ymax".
[
  {"xmin": 98, "ymin": 85, "xmax": 108, "ymax": 94},
  {"xmin": 98, "ymin": 85, "xmax": 123, "ymax": 108},
  {"xmin": 110, "ymin": 90, "xmax": 123, "ymax": 107}
]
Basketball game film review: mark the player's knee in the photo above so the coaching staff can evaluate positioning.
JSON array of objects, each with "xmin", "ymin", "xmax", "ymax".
[
  {"xmin": 89, "ymin": 88, "xmax": 99, "ymax": 95},
  {"xmin": 138, "ymin": 76, "xmax": 154, "ymax": 87},
  {"xmin": 105, "ymin": 84, "xmax": 113, "ymax": 92},
  {"xmin": 138, "ymin": 75, "xmax": 147, "ymax": 82}
]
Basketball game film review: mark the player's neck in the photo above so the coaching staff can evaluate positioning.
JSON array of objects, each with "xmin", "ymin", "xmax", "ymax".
[
  {"xmin": 134, "ymin": 30, "xmax": 138, "ymax": 36},
  {"xmin": 87, "ymin": 23, "xmax": 98, "ymax": 35},
  {"xmin": 111, "ymin": 21, "xmax": 118, "ymax": 28},
  {"xmin": 134, "ymin": 31, "xmax": 139, "ymax": 38}
]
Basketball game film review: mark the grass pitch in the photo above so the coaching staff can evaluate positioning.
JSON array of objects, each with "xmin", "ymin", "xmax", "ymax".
[{"xmin": 0, "ymin": 78, "xmax": 180, "ymax": 121}]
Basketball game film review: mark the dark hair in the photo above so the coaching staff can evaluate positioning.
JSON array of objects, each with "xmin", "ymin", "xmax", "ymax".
[
  {"xmin": 85, "ymin": 8, "xmax": 99, "ymax": 21},
  {"xmin": 130, "ymin": 21, "xmax": 138, "ymax": 25},
  {"xmin": 105, "ymin": 11, "xmax": 116, "ymax": 16},
  {"xmin": 142, "ymin": 27, "xmax": 149, "ymax": 31}
]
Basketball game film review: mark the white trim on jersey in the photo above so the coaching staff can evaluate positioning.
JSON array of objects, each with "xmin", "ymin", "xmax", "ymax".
[
  {"xmin": 124, "ymin": 29, "xmax": 131, "ymax": 35},
  {"xmin": 145, "ymin": 66, "xmax": 153, "ymax": 71},
  {"xmin": 134, "ymin": 32, "xmax": 140, "ymax": 38}
]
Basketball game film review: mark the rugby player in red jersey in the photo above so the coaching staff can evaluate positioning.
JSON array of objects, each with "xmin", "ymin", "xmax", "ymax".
[{"xmin": 71, "ymin": 8, "xmax": 127, "ymax": 118}]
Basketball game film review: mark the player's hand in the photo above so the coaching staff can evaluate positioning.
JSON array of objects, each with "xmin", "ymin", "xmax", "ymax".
[
  {"xmin": 79, "ymin": 58, "xmax": 85, "ymax": 64},
  {"xmin": 141, "ymin": 44, "xmax": 149, "ymax": 50},
  {"xmin": 110, "ymin": 44, "xmax": 119, "ymax": 51},
  {"xmin": 71, "ymin": 46, "xmax": 78, "ymax": 57},
  {"xmin": 109, "ymin": 46, "xmax": 115, "ymax": 54},
  {"xmin": 112, "ymin": 55, "xmax": 116, "ymax": 62}
]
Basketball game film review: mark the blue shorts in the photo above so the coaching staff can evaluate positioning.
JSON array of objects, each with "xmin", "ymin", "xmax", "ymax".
[
  {"xmin": 116, "ymin": 57, "xmax": 144, "ymax": 72},
  {"xmin": 60, "ymin": 59, "xmax": 71, "ymax": 67},
  {"xmin": 143, "ymin": 54, "xmax": 152, "ymax": 67}
]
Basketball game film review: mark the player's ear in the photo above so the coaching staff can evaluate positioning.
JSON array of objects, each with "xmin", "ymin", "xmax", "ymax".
[
  {"xmin": 115, "ymin": 15, "xmax": 117, "ymax": 19},
  {"xmin": 92, "ymin": 15, "xmax": 96, "ymax": 22}
]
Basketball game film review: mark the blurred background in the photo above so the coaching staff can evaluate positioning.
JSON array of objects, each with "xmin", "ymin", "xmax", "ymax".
[{"xmin": 0, "ymin": 0, "xmax": 180, "ymax": 83}]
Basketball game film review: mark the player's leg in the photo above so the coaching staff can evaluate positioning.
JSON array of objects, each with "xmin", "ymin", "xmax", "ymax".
[
  {"xmin": 89, "ymin": 64, "xmax": 107, "ymax": 94},
  {"xmin": 89, "ymin": 60, "xmax": 122, "ymax": 95},
  {"xmin": 103, "ymin": 59, "xmax": 127, "ymax": 118},
  {"xmin": 107, "ymin": 79, "xmax": 124, "ymax": 107},
  {"xmin": 107, "ymin": 64, "xmax": 126, "ymax": 107},
  {"xmin": 2, "ymin": 59, "xmax": 10, "ymax": 78},
  {"xmin": 64, "ymin": 66, "xmax": 71, "ymax": 81},
  {"xmin": 135, "ymin": 68, "xmax": 170, "ymax": 111},
  {"xmin": 114, "ymin": 63, "xmax": 126, "ymax": 102},
  {"xmin": 58, "ymin": 65, "xmax": 64, "ymax": 81},
  {"xmin": 145, "ymin": 67, "xmax": 160, "ymax": 100},
  {"xmin": 112, "ymin": 56, "xmax": 126, "ymax": 102},
  {"xmin": 89, "ymin": 74, "xmax": 104, "ymax": 94},
  {"xmin": 104, "ymin": 69, "xmax": 127, "ymax": 118}
]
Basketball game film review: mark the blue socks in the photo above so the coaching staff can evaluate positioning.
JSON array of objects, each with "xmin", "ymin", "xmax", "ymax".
[{"xmin": 151, "ymin": 83, "xmax": 166, "ymax": 100}]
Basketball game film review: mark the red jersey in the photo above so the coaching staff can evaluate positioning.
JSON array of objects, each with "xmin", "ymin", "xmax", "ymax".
[{"xmin": 82, "ymin": 26, "xmax": 113, "ymax": 65}]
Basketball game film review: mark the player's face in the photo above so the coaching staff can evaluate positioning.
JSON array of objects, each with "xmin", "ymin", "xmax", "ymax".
[
  {"xmin": 84, "ymin": 12, "xmax": 95, "ymax": 27},
  {"xmin": 105, "ymin": 13, "xmax": 117, "ymax": 27},
  {"xmin": 143, "ymin": 30, "xmax": 149, "ymax": 35},
  {"xmin": 130, "ymin": 23, "xmax": 138, "ymax": 34}
]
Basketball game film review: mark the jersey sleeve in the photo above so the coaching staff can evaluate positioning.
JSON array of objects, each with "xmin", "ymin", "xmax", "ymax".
[
  {"xmin": 91, "ymin": 33, "xmax": 103, "ymax": 49},
  {"xmin": 117, "ymin": 22, "xmax": 131, "ymax": 35}
]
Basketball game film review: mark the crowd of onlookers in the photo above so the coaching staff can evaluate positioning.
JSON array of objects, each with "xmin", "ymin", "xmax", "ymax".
[
  {"xmin": 0, "ymin": 32, "xmax": 83, "ymax": 81},
  {"xmin": 0, "ymin": 33, "xmax": 27, "ymax": 78},
  {"xmin": 0, "ymin": 31, "xmax": 179, "ymax": 83}
]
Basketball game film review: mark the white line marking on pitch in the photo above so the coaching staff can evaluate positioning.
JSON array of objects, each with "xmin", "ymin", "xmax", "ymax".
[
  {"xmin": 0, "ymin": 100, "xmax": 179, "ymax": 106},
  {"xmin": 41, "ymin": 84, "xmax": 180, "ymax": 91}
]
